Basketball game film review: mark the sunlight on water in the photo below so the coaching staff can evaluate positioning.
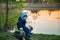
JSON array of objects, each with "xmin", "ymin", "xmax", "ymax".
[{"xmin": 23, "ymin": 10, "xmax": 60, "ymax": 35}]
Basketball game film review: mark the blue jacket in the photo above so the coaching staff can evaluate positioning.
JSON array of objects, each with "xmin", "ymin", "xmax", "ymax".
[
  {"xmin": 17, "ymin": 12, "xmax": 27, "ymax": 28},
  {"xmin": 17, "ymin": 12, "xmax": 31, "ymax": 38}
]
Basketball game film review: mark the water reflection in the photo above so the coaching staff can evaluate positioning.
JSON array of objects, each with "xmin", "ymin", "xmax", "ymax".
[{"xmin": 23, "ymin": 10, "xmax": 60, "ymax": 35}]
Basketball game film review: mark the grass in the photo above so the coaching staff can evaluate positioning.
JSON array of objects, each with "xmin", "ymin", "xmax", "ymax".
[
  {"xmin": 0, "ymin": 32, "xmax": 17, "ymax": 40},
  {"xmin": 0, "ymin": 32, "xmax": 60, "ymax": 40},
  {"xmin": 31, "ymin": 34, "xmax": 60, "ymax": 40}
]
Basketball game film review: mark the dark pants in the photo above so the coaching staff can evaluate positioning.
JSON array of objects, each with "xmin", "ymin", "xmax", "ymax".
[{"xmin": 17, "ymin": 26, "xmax": 31, "ymax": 38}]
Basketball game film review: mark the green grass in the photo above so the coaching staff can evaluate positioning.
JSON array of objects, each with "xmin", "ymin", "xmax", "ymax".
[
  {"xmin": 31, "ymin": 34, "xmax": 60, "ymax": 40},
  {"xmin": 0, "ymin": 32, "xmax": 17, "ymax": 40},
  {"xmin": 0, "ymin": 32, "xmax": 60, "ymax": 40}
]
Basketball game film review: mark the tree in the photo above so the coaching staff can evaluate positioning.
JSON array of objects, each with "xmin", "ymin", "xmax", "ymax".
[{"xmin": 0, "ymin": 0, "xmax": 26, "ymax": 32}]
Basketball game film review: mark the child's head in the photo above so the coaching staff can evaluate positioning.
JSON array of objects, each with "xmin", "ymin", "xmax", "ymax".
[
  {"xmin": 21, "ymin": 12, "xmax": 28, "ymax": 20},
  {"xmin": 23, "ymin": 15, "xmax": 27, "ymax": 20}
]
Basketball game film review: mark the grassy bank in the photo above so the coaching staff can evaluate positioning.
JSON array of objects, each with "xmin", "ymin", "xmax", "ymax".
[
  {"xmin": 31, "ymin": 34, "xmax": 60, "ymax": 40},
  {"xmin": 0, "ymin": 32, "xmax": 60, "ymax": 40}
]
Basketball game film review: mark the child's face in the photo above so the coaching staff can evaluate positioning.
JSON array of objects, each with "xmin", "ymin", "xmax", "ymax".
[{"xmin": 24, "ymin": 16, "xmax": 27, "ymax": 20}]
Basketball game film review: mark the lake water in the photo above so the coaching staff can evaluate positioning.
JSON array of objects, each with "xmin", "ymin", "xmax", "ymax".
[
  {"xmin": 26, "ymin": 10, "xmax": 60, "ymax": 35},
  {"xmin": 27, "ymin": 16, "xmax": 60, "ymax": 35}
]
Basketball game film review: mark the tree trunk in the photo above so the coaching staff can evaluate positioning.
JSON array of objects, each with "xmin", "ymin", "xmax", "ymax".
[{"xmin": 4, "ymin": 0, "xmax": 8, "ymax": 32}]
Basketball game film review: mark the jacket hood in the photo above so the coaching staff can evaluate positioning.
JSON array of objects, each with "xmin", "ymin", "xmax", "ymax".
[{"xmin": 21, "ymin": 12, "xmax": 27, "ymax": 19}]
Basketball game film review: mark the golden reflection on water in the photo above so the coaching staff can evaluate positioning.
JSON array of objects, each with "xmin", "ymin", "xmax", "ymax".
[
  {"xmin": 25, "ymin": 10, "xmax": 60, "ymax": 19},
  {"xmin": 22, "ymin": 10, "xmax": 60, "ymax": 23}
]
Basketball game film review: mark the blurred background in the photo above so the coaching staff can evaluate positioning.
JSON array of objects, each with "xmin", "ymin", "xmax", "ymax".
[{"xmin": 0, "ymin": 0, "xmax": 60, "ymax": 40}]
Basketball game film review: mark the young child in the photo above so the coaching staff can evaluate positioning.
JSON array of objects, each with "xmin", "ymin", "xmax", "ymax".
[{"xmin": 17, "ymin": 12, "xmax": 32, "ymax": 40}]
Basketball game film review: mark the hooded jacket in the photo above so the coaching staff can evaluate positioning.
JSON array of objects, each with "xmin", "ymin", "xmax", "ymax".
[
  {"xmin": 17, "ymin": 12, "xmax": 27, "ymax": 28},
  {"xmin": 17, "ymin": 12, "xmax": 32, "ymax": 38}
]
